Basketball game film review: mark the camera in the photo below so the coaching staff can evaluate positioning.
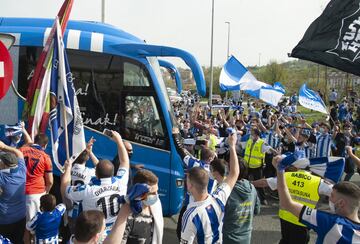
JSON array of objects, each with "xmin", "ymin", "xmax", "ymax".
[{"xmin": 103, "ymin": 129, "xmax": 113, "ymax": 137}]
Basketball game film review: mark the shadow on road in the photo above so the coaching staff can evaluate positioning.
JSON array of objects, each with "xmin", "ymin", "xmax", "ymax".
[{"xmin": 251, "ymin": 230, "xmax": 281, "ymax": 244}]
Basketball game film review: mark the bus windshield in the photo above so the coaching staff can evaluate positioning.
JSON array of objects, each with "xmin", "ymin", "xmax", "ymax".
[{"xmin": 147, "ymin": 57, "xmax": 178, "ymax": 130}]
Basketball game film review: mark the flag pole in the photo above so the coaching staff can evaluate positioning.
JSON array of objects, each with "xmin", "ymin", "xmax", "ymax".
[{"xmin": 62, "ymin": 105, "xmax": 70, "ymax": 161}]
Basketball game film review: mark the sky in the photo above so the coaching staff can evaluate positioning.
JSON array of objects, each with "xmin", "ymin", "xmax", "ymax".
[{"xmin": 0, "ymin": 0, "xmax": 330, "ymax": 68}]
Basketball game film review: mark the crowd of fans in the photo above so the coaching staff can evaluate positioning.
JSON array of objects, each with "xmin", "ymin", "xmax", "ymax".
[{"xmin": 0, "ymin": 88, "xmax": 359, "ymax": 244}]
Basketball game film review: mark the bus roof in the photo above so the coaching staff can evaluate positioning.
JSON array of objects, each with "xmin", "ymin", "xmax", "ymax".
[
  {"xmin": 0, "ymin": 17, "xmax": 206, "ymax": 96},
  {"xmin": 0, "ymin": 17, "xmax": 143, "ymax": 43}
]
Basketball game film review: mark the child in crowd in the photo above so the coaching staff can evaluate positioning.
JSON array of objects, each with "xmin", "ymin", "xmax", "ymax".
[{"xmin": 26, "ymin": 194, "xmax": 66, "ymax": 244}]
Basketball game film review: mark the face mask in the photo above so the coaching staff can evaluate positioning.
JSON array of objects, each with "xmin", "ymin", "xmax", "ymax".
[
  {"xmin": 319, "ymin": 128, "xmax": 325, "ymax": 134},
  {"xmin": 329, "ymin": 200, "xmax": 336, "ymax": 213},
  {"xmin": 133, "ymin": 116, "xmax": 139, "ymax": 124},
  {"xmin": 143, "ymin": 194, "xmax": 158, "ymax": 206}
]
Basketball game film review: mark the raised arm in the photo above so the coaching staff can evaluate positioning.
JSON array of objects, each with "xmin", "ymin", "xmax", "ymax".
[
  {"xmin": 273, "ymin": 155, "xmax": 303, "ymax": 218},
  {"xmin": 111, "ymin": 131, "xmax": 130, "ymax": 171},
  {"xmin": 283, "ymin": 127, "xmax": 297, "ymax": 143},
  {"xmin": 224, "ymin": 132, "xmax": 240, "ymax": 189},
  {"xmin": 256, "ymin": 118, "xmax": 267, "ymax": 132},
  {"xmin": 0, "ymin": 141, "xmax": 23, "ymax": 158},
  {"xmin": 86, "ymin": 137, "xmax": 99, "ymax": 166},
  {"xmin": 346, "ymin": 146, "xmax": 360, "ymax": 168},
  {"xmin": 20, "ymin": 121, "xmax": 33, "ymax": 145},
  {"xmin": 60, "ymin": 159, "xmax": 73, "ymax": 209},
  {"xmin": 103, "ymin": 203, "xmax": 131, "ymax": 244}
]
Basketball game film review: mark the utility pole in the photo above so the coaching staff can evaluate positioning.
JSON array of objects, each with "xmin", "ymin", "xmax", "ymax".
[
  {"xmin": 209, "ymin": 0, "xmax": 215, "ymax": 109},
  {"xmin": 101, "ymin": 0, "xmax": 105, "ymax": 23},
  {"xmin": 325, "ymin": 66, "xmax": 328, "ymax": 104},
  {"xmin": 225, "ymin": 21, "xmax": 230, "ymax": 101},
  {"xmin": 258, "ymin": 53, "xmax": 261, "ymax": 66},
  {"xmin": 225, "ymin": 21, "xmax": 230, "ymax": 59}
]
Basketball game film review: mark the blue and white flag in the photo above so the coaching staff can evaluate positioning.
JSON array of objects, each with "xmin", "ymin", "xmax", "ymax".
[
  {"xmin": 273, "ymin": 82, "xmax": 286, "ymax": 93},
  {"xmin": 257, "ymin": 85, "xmax": 285, "ymax": 107},
  {"xmin": 219, "ymin": 55, "xmax": 261, "ymax": 92},
  {"xmin": 219, "ymin": 56, "xmax": 284, "ymax": 106},
  {"xmin": 279, "ymin": 154, "xmax": 345, "ymax": 183},
  {"xmin": 299, "ymin": 84, "xmax": 328, "ymax": 114},
  {"xmin": 49, "ymin": 19, "xmax": 86, "ymax": 171}
]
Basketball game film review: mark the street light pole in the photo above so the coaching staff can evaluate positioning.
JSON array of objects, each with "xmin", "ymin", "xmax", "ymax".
[
  {"xmin": 209, "ymin": 0, "xmax": 215, "ymax": 109},
  {"xmin": 225, "ymin": 21, "xmax": 230, "ymax": 101},
  {"xmin": 258, "ymin": 53, "xmax": 261, "ymax": 66},
  {"xmin": 101, "ymin": 0, "xmax": 105, "ymax": 23},
  {"xmin": 225, "ymin": 21, "xmax": 230, "ymax": 59}
]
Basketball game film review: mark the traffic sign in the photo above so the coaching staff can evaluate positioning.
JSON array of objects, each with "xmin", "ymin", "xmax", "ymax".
[{"xmin": 0, "ymin": 40, "xmax": 13, "ymax": 100}]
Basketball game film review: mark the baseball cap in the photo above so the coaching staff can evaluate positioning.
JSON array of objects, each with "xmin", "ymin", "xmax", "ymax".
[{"xmin": 0, "ymin": 152, "xmax": 18, "ymax": 167}]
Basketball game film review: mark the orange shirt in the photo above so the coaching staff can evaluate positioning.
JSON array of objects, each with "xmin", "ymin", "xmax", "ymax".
[{"xmin": 20, "ymin": 145, "xmax": 52, "ymax": 195}]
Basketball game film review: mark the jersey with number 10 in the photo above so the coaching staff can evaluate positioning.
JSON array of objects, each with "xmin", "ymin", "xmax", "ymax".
[
  {"xmin": 20, "ymin": 144, "xmax": 52, "ymax": 195},
  {"xmin": 65, "ymin": 167, "xmax": 128, "ymax": 231}
]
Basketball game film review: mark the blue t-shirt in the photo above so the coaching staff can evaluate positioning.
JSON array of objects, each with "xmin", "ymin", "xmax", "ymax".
[
  {"xmin": 0, "ymin": 235, "xmax": 12, "ymax": 244},
  {"xmin": 26, "ymin": 204, "xmax": 66, "ymax": 244},
  {"xmin": 300, "ymin": 206, "xmax": 360, "ymax": 243},
  {"xmin": 0, "ymin": 158, "xmax": 26, "ymax": 224}
]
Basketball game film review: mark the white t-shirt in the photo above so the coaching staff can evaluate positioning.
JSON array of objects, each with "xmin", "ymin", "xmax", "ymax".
[
  {"xmin": 71, "ymin": 164, "xmax": 96, "ymax": 186},
  {"xmin": 68, "ymin": 164, "xmax": 96, "ymax": 218},
  {"xmin": 66, "ymin": 167, "xmax": 128, "ymax": 232}
]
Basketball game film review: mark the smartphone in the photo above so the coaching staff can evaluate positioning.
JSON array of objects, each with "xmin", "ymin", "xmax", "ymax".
[{"xmin": 103, "ymin": 129, "xmax": 113, "ymax": 137}]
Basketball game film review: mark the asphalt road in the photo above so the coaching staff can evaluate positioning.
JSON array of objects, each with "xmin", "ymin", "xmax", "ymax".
[{"xmin": 163, "ymin": 174, "xmax": 360, "ymax": 244}]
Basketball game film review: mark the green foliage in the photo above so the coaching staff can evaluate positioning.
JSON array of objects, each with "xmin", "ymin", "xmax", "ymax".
[
  {"xmin": 202, "ymin": 66, "xmax": 224, "ymax": 97},
  {"xmin": 258, "ymin": 60, "xmax": 288, "ymax": 84}
]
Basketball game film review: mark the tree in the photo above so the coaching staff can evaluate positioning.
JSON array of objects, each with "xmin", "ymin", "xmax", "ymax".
[
  {"xmin": 259, "ymin": 60, "xmax": 288, "ymax": 84},
  {"xmin": 202, "ymin": 66, "xmax": 224, "ymax": 97}
]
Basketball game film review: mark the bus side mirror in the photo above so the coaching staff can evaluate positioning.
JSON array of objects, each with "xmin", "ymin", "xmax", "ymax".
[{"xmin": 0, "ymin": 34, "xmax": 15, "ymax": 50}]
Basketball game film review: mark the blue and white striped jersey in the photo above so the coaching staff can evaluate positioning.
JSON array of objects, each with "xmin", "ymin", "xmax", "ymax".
[
  {"xmin": 315, "ymin": 134, "xmax": 333, "ymax": 158},
  {"xmin": 180, "ymin": 183, "xmax": 232, "ymax": 244},
  {"xmin": 65, "ymin": 167, "xmax": 128, "ymax": 233},
  {"xmin": 265, "ymin": 131, "xmax": 281, "ymax": 150},
  {"xmin": 295, "ymin": 143, "xmax": 315, "ymax": 159},
  {"xmin": 183, "ymin": 156, "xmax": 217, "ymax": 205},
  {"xmin": 300, "ymin": 206, "xmax": 360, "ymax": 244},
  {"xmin": 26, "ymin": 203, "xmax": 66, "ymax": 244}
]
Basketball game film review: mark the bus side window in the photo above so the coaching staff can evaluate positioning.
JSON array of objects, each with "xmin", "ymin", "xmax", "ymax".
[{"xmin": 123, "ymin": 62, "xmax": 150, "ymax": 87}]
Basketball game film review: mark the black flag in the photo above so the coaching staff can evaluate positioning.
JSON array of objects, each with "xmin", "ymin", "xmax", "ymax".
[{"xmin": 291, "ymin": 0, "xmax": 360, "ymax": 76}]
